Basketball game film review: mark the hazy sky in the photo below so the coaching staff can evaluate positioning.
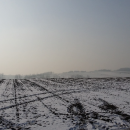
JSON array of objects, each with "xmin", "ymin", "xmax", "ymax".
[{"xmin": 0, "ymin": 0, "xmax": 130, "ymax": 75}]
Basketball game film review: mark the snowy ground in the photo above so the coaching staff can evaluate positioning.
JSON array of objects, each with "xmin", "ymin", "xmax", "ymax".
[{"xmin": 0, "ymin": 78, "xmax": 130, "ymax": 130}]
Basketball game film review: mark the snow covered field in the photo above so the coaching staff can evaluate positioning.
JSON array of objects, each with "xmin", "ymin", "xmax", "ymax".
[{"xmin": 0, "ymin": 78, "xmax": 130, "ymax": 130}]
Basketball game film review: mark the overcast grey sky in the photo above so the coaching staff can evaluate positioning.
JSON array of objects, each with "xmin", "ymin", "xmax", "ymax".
[{"xmin": 0, "ymin": 0, "xmax": 130, "ymax": 75}]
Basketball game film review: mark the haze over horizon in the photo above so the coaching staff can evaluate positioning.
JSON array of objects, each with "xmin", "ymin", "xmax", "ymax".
[{"xmin": 0, "ymin": 0, "xmax": 130, "ymax": 75}]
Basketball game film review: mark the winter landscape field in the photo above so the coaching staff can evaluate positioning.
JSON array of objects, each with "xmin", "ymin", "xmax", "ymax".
[{"xmin": 0, "ymin": 78, "xmax": 130, "ymax": 130}]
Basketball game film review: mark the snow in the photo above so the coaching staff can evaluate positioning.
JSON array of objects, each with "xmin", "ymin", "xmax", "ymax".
[{"xmin": 0, "ymin": 78, "xmax": 130, "ymax": 130}]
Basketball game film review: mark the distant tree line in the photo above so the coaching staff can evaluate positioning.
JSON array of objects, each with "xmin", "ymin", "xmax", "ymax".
[
  {"xmin": 24, "ymin": 72, "xmax": 60, "ymax": 79},
  {"xmin": 0, "ymin": 74, "xmax": 4, "ymax": 79},
  {"xmin": 0, "ymin": 72, "xmax": 90, "ymax": 79}
]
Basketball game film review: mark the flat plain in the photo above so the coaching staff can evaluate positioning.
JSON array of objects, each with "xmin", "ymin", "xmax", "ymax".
[{"xmin": 0, "ymin": 78, "xmax": 130, "ymax": 130}]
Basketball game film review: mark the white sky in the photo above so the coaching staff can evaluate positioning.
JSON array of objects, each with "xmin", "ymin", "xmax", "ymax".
[{"xmin": 0, "ymin": 0, "xmax": 130, "ymax": 75}]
